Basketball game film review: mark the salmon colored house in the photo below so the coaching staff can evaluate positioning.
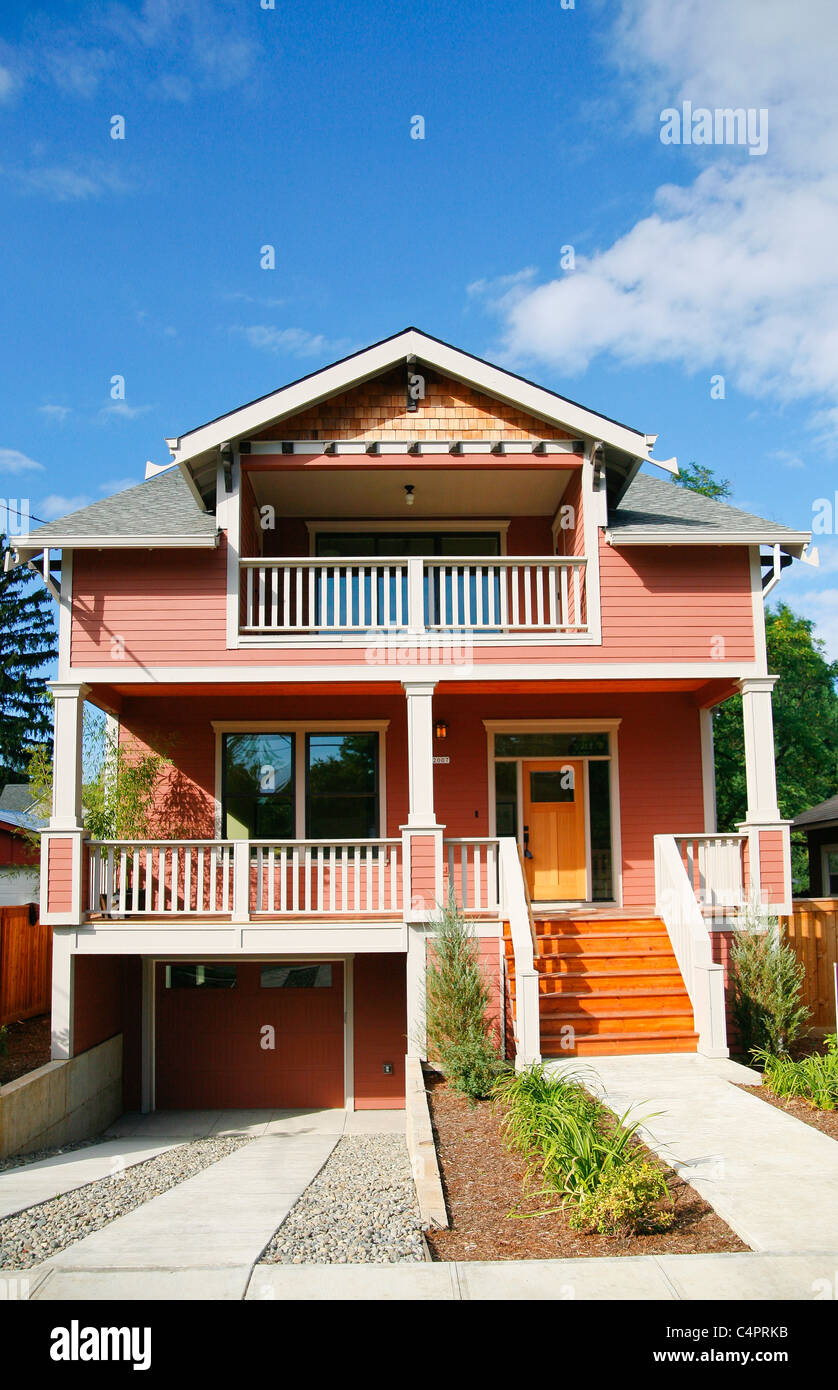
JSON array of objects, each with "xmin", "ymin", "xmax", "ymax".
[{"xmin": 13, "ymin": 328, "xmax": 810, "ymax": 1112}]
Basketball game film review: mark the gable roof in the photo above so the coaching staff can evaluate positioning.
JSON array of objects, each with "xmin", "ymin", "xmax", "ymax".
[
  {"xmin": 165, "ymin": 326, "xmax": 675, "ymax": 502},
  {"xmin": 17, "ymin": 467, "xmax": 218, "ymax": 554},
  {"xmin": 607, "ymin": 472, "xmax": 810, "ymax": 553},
  {"xmin": 793, "ymin": 796, "xmax": 838, "ymax": 830}
]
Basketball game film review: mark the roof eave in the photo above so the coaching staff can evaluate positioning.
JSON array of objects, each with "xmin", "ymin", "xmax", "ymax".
[
  {"xmin": 15, "ymin": 533, "xmax": 219, "ymax": 554},
  {"xmin": 166, "ymin": 328, "xmax": 672, "ymax": 477},
  {"xmin": 605, "ymin": 529, "xmax": 811, "ymax": 556}
]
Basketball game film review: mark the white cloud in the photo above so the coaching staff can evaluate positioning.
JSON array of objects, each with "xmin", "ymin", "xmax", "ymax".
[
  {"xmin": 97, "ymin": 402, "xmax": 154, "ymax": 421},
  {"xmin": 38, "ymin": 493, "xmax": 92, "ymax": 520},
  {"xmin": 38, "ymin": 404, "xmax": 71, "ymax": 422},
  {"xmin": 3, "ymin": 161, "xmax": 130, "ymax": 201},
  {"xmin": 475, "ymin": 0, "xmax": 838, "ymax": 437},
  {"xmin": 232, "ymin": 326, "xmax": 354, "ymax": 359},
  {"xmin": 0, "ymin": 62, "xmax": 21, "ymax": 103},
  {"xmin": 0, "ymin": 448, "xmax": 45, "ymax": 474}
]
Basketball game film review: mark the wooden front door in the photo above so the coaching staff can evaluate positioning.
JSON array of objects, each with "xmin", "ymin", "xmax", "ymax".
[{"xmin": 522, "ymin": 759, "xmax": 587, "ymax": 901}]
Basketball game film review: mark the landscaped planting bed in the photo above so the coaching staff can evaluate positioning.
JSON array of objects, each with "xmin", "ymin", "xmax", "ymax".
[
  {"xmin": 738, "ymin": 1085, "xmax": 838, "ymax": 1141},
  {"xmin": 424, "ymin": 1074, "xmax": 747, "ymax": 1262},
  {"xmin": 260, "ymin": 1134, "xmax": 424, "ymax": 1264},
  {"xmin": 0, "ymin": 1014, "xmax": 50, "ymax": 1086},
  {"xmin": 0, "ymin": 1137, "xmax": 249, "ymax": 1269}
]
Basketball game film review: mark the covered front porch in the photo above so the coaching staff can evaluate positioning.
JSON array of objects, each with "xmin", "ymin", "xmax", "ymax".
[{"xmin": 42, "ymin": 675, "xmax": 792, "ymax": 1067}]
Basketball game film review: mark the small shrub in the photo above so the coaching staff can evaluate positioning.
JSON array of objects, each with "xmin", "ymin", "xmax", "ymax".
[
  {"xmin": 495, "ymin": 1062, "xmax": 672, "ymax": 1235},
  {"xmin": 729, "ymin": 902, "xmax": 810, "ymax": 1055},
  {"xmin": 0, "ymin": 1024, "xmax": 7, "ymax": 1058},
  {"xmin": 754, "ymin": 1036, "xmax": 838, "ymax": 1111},
  {"xmin": 425, "ymin": 898, "xmax": 506, "ymax": 1102},
  {"xmin": 567, "ymin": 1161, "xmax": 674, "ymax": 1238}
]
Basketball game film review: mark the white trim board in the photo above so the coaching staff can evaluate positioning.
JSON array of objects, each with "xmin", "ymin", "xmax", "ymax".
[{"xmin": 166, "ymin": 329, "xmax": 667, "ymax": 473}]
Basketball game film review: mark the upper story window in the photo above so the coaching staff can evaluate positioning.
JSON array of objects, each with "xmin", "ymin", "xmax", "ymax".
[
  {"xmin": 223, "ymin": 732, "xmax": 294, "ymax": 839},
  {"xmin": 221, "ymin": 730, "xmax": 381, "ymax": 839},
  {"xmin": 314, "ymin": 531, "xmax": 501, "ymax": 557}
]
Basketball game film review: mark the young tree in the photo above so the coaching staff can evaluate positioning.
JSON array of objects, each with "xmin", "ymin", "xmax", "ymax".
[
  {"xmin": 672, "ymin": 460, "xmax": 732, "ymax": 500},
  {"xmin": 714, "ymin": 606, "xmax": 838, "ymax": 889},
  {"xmin": 0, "ymin": 536, "xmax": 56, "ymax": 784}
]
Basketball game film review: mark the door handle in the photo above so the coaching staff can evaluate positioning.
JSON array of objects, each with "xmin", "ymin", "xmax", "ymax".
[{"xmin": 523, "ymin": 824, "xmax": 534, "ymax": 860}]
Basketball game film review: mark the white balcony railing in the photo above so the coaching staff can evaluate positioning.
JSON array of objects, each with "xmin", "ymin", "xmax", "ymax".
[
  {"xmin": 88, "ymin": 841, "xmax": 236, "ymax": 917},
  {"xmin": 250, "ymin": 839, "xmax": 401, "ymax": 914},
  {"xmin": 86, "ymin": 838, "xmax": 402, "ymax": 918},
  {"xmin": 240, "ymin": 556, "xmax": 587, "ymax": 636},
  {"xmin": 443, "ymin": 838, "xmax": 500, "ymax": 912}
]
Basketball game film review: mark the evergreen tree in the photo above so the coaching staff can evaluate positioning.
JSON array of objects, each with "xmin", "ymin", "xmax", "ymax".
[{"xmin": 0, "ymin": 535, "xmax": 56, "ymax": 783}]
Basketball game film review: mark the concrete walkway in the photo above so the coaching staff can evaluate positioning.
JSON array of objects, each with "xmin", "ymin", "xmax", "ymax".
[
  {"xmin": 14, "ymin": 1250, "xmax": 838, "ymax": 1301},
  {"xmin": 0, "ymin": 1140, "xmax": 179, "ymax": 1220},
  {"xmin": 105, "ymin": 1107, "xmax": 406, "ymax": 1138},
  {"xmin": 43, "ymin": 1131, "xmax": 339, "ymax": 1283},
  {"xmin": 547, "ymin": 1053, "xmax": 838, "ymax": 1253}
]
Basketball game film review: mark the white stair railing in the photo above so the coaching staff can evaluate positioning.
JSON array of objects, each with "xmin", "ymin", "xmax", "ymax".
[
  {"xmin": 674, "ymin": 833, "xmax": 747, "ymax": 920},
  {"xmin": 654, "ymin": 834, "xmax": 729, "ymax": 1057},
  {"xmin": 497, "ymin": 836, "xmax": 541, "ymax": 1068}
]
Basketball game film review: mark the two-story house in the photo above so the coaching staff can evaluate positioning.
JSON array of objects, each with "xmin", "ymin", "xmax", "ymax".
[{"xmin": 13, "ymin": 328, "xmax": 809, "ymax": 1114}]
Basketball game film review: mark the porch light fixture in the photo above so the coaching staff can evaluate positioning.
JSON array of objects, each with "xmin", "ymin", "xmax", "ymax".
[
  {"xmin": 404, "ymin": 484, "xmax": 415, "ymax": 507},
  {"xmin": 434, "ymin": 720, "xmax": 448, "ymax": 740}
]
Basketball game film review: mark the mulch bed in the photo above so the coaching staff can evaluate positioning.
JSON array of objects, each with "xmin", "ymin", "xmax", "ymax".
[
  {"xmin": 737, "ymin": 1085, "xmax": 838, "ymax": 1142},
  {"xmin": 0, "ymin": 1014, "xmax": 51, "ymax": 1086},
  {"xmin": 424, "ymin": 1074, "xmax": 747, "ymax": 1262}
]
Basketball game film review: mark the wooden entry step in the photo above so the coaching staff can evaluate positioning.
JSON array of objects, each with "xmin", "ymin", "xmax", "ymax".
[{"xmin": 504, "ymin": 913, "xmax": 698, "ymax": 1059}]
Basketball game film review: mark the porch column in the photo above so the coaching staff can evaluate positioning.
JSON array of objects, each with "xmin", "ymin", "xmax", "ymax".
[
  {"xmin": 49, "ymin": 681, "xmax": 89, "ymax": 829},
  {"xmin": 402, "ymin": 682, "xmax": 443, "ymax": 1057},
  {"xmin": 737, "ymin": 676, "xmax": 792, "ymax": 913},
  {"xmin": 739, "ymin": 677, "xmax": 780, "ymax": 823},
  {"xmin": 42, "ymin": 682, "xmax": 90, "ymax": 927}
]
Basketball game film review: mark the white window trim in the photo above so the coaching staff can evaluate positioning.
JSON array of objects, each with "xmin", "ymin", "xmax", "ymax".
[
  {"xmin": 212, "ymin": 720, "xmax": 389, "ymax": 839},
  {"xmin": 821, "ymin": 844, "xmax": 838, "ymax": 897},
  {"xmin": 306, "ymin": 519, "xmax": 510, "ymax": 556},
  {"xmin": 484, "ymin": 718, "xmax": 623, "ymax": 907}
]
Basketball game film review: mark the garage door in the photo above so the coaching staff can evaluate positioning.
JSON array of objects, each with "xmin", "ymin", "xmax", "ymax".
[{"xmin": 155, "ymin": 960, "xmax": 344, "ymax": 1109}]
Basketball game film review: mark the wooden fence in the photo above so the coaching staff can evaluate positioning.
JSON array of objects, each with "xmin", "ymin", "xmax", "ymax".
[
  {"xmin": 782, "ymin": 899, "xmax": 838, "ymax": 1032},
  {"xmin": 0, "ymin": 903, "xmax": 51, "ymax": 1026}
]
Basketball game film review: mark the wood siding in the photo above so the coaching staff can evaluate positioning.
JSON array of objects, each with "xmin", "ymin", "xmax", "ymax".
[
  {"xmin": 0, "ymin": 904, "xmax": 51, "ymax": 1025},
  {"xmin": 70, "ymin": 531, "xmax": 755, "ymax": 667},
  {"xmin": 782, "ymin": 900, "xmax": 838, "ymax": 1032}
]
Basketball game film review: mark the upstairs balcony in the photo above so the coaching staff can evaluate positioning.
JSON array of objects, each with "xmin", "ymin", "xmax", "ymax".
[{"xmin": 239, "ymin": 555, "xmax": 588, "ymax": 639}]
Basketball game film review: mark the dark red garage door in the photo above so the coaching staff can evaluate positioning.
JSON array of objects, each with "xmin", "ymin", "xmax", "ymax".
[{"xmin": 155, "ymin": 960, "xmax": 344, "ymax": 1109}]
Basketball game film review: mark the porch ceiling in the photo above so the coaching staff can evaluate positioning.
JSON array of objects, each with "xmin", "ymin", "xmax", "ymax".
[
  {"xmin": 85, "ymin": 675, "xmax": 741, "ymax": 710},
  {"xmin": 246, "ymin": 464, "xmax": 571, "ymax": 519}
]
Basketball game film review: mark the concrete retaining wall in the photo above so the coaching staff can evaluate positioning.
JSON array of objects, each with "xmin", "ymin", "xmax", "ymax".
[
  {"xmin": 404, "ymin": 1055, "xmax": 448, "ymax": 1229},
  {"xmin": 0, "ymin": 1034, "xmax": 123, "ymax": 1158}
]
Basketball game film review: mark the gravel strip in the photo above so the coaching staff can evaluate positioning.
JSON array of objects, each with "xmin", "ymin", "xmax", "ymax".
[
  {"xmin": 0, "ymin": 1137, "xmax": 104, "ymax": 1175},
  {"xmin": 0, "ymin": 1137, "xmax": 249, "ymax": 1269},
  {"xmin": 261, "ymin": 1134, "xmax": 424, "ymax": 1264}
]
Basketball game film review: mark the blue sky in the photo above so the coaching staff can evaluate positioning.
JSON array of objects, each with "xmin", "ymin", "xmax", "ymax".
[{"xmin": 2, "ymin": 0, "xmax": 838, "ymax": 649}]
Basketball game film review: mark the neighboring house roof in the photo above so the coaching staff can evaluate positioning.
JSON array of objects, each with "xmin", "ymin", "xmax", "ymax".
[
  {"xmin": 0, "ymin": 808, "xmax": 43, "ymax": 835},
  {"xmin": 607, "ymin": 472, "xmax": 810, "ymax": 554},
  {"xmin": 18, "ymin": 467, "xmax": 219, "ymax": 553},
  {"xmin": 792, "ymin": 797, "xmax": 838, "ymax": 830},
  {"xmin": 0, "ymin": 783, "xmax": 38, "ymax": 815},
  {"xmin": 0, "ymin": 784, "xmax": 47, "ymax": 834}
]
